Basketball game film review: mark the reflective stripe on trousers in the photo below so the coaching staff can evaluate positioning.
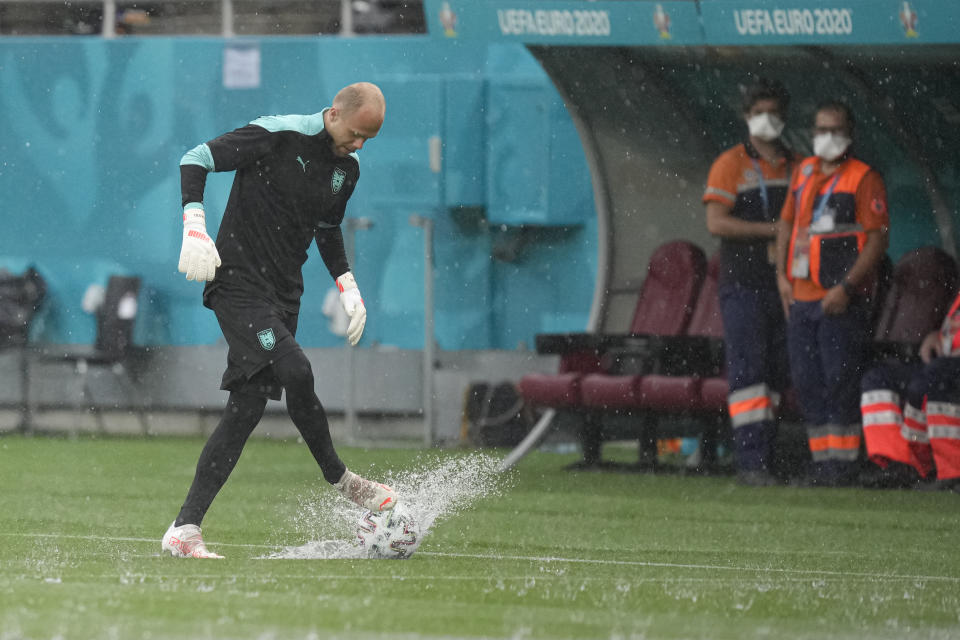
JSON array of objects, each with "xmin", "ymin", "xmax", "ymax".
[
  {"xmin": 729, "ymin": 383, "xmax": 776, "ymax": 428},
  {"xmin": 927, "ymin": 401, "xmax": 960, "ymax": 480},
  {"xmin": 861, "ymin": 389, "xmax": 912, "ymax": 467},
  {"xmin": 860, "ymin": 389, "xmax": 933, "ymax": 477},
  {"xmin": 807, "ymin": 423, "xmax": 861, "ymax": 462},
  {"xmin": 728, "ymin": 382, "xmax": 779, "ymax": 472},
  {"xmin": 903, "ymin": 402, "xmax": 935, "ymax": 477}
]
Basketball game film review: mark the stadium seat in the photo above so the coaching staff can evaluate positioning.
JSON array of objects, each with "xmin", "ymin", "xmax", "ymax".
[
  {"xmin": 660, "ymin": 250, "xmax": 725, "ymax": 412},
  {"xmin": 517, "ymin": 351, "xmax": 602, "ymax": 409},
  {"xmin": 580, "ymin": 251, "xmax": 722, "ymax": 411},
  {"xmin": 520, "ymin": 241, "xmax": 706, "ymax": 468},
  {"xmin": 624, "ymin": 240, "xmax": 708, "ymax": 336},
  {"xmin": 36, "ymin": 275, "xmax": 144, "ymax": 432},
  {"xmin": 578, "ymin": 252, "xmax": 724, "ymax": 468},
  {"xmin": 0, "ymin": 266, "xmax": 46, "ymax": 432},
  {"xmin": 872, "ymin": 246, "xmax": 959, "ymax": 363},
  {"xmin": 866, "ymin": 253, "xmax": 894, "ymax": 334},
  {"xmin": 519, "ymin": 241, "xmax": 707, "ymax": 415}
]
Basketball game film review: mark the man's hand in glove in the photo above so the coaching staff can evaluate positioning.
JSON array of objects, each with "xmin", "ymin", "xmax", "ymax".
[
  {"xmin": 336, "ymin": 271, "xmax": 366, "ymax": 346},
  {"xmin": 178, "ymin": 206, "xmax": 221, "ymax": 282}
]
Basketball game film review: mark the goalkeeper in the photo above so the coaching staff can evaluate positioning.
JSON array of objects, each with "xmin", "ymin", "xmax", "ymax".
[{"xmin": 162, "ymin": 82, "xmax": 396, "ymax": 559}]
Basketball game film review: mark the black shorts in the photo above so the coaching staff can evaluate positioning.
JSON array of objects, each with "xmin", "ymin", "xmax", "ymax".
[{"xmin": 206, "ymin": 285, "xmax": 301, "ymax": 401}]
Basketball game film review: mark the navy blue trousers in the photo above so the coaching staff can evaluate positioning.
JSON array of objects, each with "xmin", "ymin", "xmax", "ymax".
[
  {"xmin": 787, "ymin": 299, "xmax": 870, "ymax": 473},
  {"xmin": 719, "ymin": 283, "xmax": 789, "ymax": 472}
]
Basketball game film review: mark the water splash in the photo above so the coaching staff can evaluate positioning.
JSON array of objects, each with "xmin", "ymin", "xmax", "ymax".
[{"xmin": 266, "ymin": 452, "xmax": 508, "ymax": 560}]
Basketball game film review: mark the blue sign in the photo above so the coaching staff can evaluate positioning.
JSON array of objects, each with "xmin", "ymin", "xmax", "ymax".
[
  {"xmin": 701, "ymin": 0, "xmax": 960, "ymax": 45},
  {"xmin": 423, "ymin": 0, "xmax": 704, "ymax": 46},
  {"xmin": 424, "ymin": 0, "xmax": 960, "ymax": 46}
]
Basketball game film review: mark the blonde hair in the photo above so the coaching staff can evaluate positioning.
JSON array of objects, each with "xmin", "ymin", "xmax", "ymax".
[{"xmin": 333, "ymin": 82, "xmax": 385, "ymax": 116}]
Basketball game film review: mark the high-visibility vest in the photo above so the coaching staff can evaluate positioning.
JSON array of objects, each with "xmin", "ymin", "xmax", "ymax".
[{"xmin": 787, "ymin": 156, "xmax": 872, "ymax": 290}]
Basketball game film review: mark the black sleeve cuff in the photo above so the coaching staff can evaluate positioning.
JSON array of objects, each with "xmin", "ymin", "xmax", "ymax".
[
  {"xmin": 315, "ymin": 227, "xmax": 350, "ymax": 281},
  {"xmin": 180, "ymin": 164, "xmax": 209, "ymax": 207}
]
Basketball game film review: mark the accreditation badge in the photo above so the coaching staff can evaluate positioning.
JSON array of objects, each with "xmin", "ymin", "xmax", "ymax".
[{"xmin": 790, "ymin": 227, "xmax": 811, "ymax": 279}]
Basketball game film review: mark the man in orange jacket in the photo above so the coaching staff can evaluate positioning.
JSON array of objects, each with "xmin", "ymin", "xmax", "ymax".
[
  {"xmin": 775, "ymin": 100, "xmax": 890, "ymax": 486},
  {"xmin": 859, "ymin": 291, "xmax": 960, "ymax": 492}
]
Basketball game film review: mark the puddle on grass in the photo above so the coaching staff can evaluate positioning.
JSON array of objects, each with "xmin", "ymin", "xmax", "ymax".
[{"xmin": 265, "ymin": 452, "xmax": 507, "ymax": 559}]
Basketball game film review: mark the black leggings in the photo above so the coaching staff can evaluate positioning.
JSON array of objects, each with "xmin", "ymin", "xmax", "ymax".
[{"xmin": 175, "ymin": 350, "xmax": 346, "ymax": 527}]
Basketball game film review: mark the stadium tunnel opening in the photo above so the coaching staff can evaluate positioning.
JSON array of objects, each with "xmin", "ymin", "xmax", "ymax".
[{"xmin": 527, "ymin": 44, "xmax": 960, "ymax": 332}]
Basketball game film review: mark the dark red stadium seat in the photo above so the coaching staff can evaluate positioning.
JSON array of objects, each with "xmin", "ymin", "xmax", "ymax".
[
  {"xmin": 685, "ymin": 251, "xmax": 724, "ymax": 339},
  {"xmin": 517, "ymin": 355, "xmax": 600, "ymax": 408},
  {"xmin": 685, "ymin": 252, "xmax": 726, "ymax": 412},
  {"xmin": 872, "ymin": 246, "xmax": 959, "ymax": 361},
  {"xmin": 577, "ymin": 252, "xmax": 726, "ymax": 469},
  {"xmin": 627, "ymin": 240, "xmax": 707, "ymax": 335},
  {"xmin": 580, "ymin": 251, "xmax": 720, "ymax": 412},
  {"xmin": 519, "ymin": 240, "xmax": 707, "ymax": 412},
  {"xmin": 698, "ymin": 376, "xmax": 729, "ymax": 410}
]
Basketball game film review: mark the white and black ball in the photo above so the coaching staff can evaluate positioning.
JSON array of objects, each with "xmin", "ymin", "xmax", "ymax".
[{"xmin": 355, "ymin": 503, "xmax": 421, "ymax": 560}]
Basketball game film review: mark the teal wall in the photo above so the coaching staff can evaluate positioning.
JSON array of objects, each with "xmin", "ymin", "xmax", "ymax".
[{"xmin": 0, "ymin": 36, "xmax": 597, "ymax": 349}]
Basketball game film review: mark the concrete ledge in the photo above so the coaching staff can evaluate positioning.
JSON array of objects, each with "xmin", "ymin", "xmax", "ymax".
[{"xmin": 0, "ymin": 346, "xmax": 559, "ymax": 443}]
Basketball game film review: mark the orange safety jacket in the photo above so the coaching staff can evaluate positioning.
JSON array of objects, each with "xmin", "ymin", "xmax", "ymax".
[{"xmin": 785, "ymin": 156, "xmax": 872, "ymax": 295}]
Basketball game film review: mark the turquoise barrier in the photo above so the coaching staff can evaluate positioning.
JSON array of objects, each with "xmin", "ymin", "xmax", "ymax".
[{"xmin": 0, "ymin": 37, "xmax": 597, "ymax": 349}]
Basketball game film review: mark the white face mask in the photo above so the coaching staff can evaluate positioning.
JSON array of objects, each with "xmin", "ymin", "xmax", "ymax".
[
  {"xmin": 813, "ymin": 132, "xmax": 851, "ymax": 161},
  {"xmin": 747, "ymin": 112, "xmax": 785, "ymax": 142}
]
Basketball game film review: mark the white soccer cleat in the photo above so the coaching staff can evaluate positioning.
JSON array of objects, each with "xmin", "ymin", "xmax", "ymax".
[
  {"xmin": 161, "ymin": 521, "xmax": 224, "ymax": 559},
  {"xmin": 334, "ymin": 469, "xmax": 397, "ymax": 512}
]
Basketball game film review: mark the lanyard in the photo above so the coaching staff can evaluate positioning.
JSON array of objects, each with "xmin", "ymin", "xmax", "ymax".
[
  {"xmin": 749, "ymin": 158, "xmax": 770, "ymax": 217},
  {"xmin": 811, "ymin": 174, "xmax": 841, "ymax": 222},
  {"xmin": 795, "ymin": 170, "xmax": 841, "ymax": 223}
]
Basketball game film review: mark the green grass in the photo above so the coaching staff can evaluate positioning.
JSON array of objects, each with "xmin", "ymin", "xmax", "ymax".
[{"xmin": 1, "ymin": 435, "xmax": 959, "ymax": 640}]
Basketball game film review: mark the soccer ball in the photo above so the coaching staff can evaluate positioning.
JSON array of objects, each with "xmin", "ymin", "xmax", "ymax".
[{"xmin": 355, "ymin": 503, "xmax": 421, "ymax": 559}]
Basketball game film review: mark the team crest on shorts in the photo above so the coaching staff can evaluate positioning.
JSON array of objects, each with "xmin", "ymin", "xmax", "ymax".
[
  {"xmin": 257, "ymin": 328, "xmax": 276, "ymax": 350},
  {"xmin": 331, "ymin": 168, "xmax": 346, "ymax": 194}
]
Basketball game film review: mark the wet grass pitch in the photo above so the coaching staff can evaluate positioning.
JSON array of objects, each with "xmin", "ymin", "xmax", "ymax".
[{"xmin": 2, "ymin": 435, "xmax": 959, "ymax": 639}]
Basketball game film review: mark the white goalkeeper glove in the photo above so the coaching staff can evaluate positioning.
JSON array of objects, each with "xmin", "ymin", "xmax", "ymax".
[
  {"xmin": 178, "ymin": 206, "xmax": 221, "ymax": 282},
  {"xmin": 336, "ymin": 271, "xmax": 366, "ymax": 346}
]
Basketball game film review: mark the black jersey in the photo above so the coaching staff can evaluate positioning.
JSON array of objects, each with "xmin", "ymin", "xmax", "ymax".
[{"xmin": 180, "ymin": 111, "xmax": 357, "ymax": 313}]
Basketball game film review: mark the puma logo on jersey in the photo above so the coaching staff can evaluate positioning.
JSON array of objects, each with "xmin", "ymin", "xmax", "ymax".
[{"xmin": 296, "ymin": 156, "xmax": 310, "ymax": 173}]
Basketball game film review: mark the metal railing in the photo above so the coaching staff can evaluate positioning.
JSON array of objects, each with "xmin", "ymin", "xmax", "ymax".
[{"xmin": 0, "ymin": 0, "xmax": 431, "ymax": 37}]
